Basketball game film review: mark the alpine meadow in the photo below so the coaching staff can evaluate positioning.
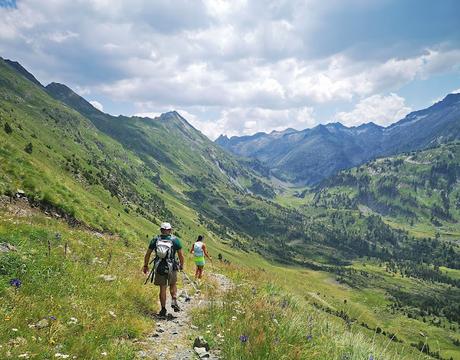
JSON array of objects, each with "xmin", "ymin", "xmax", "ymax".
[{"xmin": 1, "ymin": 1, "xmax": 460, "ymax": 360}]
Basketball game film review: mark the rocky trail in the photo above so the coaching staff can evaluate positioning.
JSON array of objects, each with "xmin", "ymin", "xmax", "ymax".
[{"xmin": 136, "ymin": 272, "xmax": 232, "ymax": 360}]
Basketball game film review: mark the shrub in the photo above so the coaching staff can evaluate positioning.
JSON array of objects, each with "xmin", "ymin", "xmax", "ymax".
[
  {"xmin": 4, "ymin": 122, "xmax": 12, "ymax": 134},
  {"xmin": 24, "ymin": 142, "xmax": 33, "ymax": 154}
]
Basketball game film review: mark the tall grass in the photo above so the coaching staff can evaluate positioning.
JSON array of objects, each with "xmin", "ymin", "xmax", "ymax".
[
  {"xmin": 192, "ymin": 267, "xmax": 429, "ymax": 360},
  {"xmin": 0, "ymin": 215, "xmax": 157, "ymax": 359}
]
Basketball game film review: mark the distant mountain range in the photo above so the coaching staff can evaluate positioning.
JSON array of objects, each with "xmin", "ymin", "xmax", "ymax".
[{"xmin": 216, "ymin": 94, "xmax": 460, "ymax": 185}]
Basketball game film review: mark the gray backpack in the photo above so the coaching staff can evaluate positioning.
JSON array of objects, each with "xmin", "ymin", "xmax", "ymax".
[{"xmin": 153, "ymin": 236, "xmax": 176, "ymax": 276}]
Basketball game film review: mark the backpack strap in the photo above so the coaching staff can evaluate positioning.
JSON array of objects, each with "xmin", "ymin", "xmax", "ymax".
[
  {"xmin": 150, "ymin": 235, "xmax": 161, "ymax": 263},
  {"xmin": 166, "ymin": 236, "xmax": 177, "ymax": 259}
]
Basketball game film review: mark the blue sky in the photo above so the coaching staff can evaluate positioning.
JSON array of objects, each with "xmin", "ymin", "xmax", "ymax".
[{"xmin": 1, "ymin": 0, "xmax": 459, "ymax": 139}]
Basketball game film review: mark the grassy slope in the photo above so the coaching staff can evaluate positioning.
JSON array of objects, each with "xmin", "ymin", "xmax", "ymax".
[
  {"xmin": 198, "ymin": 238, "xmax": 460, "ymax": 359},
  {"xmin": 0, "ymin": 206, "xmax": 153, "ymax": 359}
]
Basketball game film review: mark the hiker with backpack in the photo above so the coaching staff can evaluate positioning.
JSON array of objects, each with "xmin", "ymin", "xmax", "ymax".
[
  {"xmin": 143, "ymin": 222, "xmax": 184, "ymax": 317},
  {"xmin": 190, "ymin": 235, "xmax": 212, "ymax": 279}
]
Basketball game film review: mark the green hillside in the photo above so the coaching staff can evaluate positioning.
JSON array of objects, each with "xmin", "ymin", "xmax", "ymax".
[
  {"xmin": 314, "ymin": 142, "xmax": 460, "ymax": 240},
  {"xmin": 1, "ymin": 58, "xmax": 460, "ymax": 359}
]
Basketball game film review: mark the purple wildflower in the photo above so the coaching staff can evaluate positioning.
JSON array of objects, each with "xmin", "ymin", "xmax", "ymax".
[
  {"xmin": 49, "ymin": 316, "xmax": 57, "ymax": 321},
  {"xmin": 306, "ymin": 334, "xmax": 313, "ymax": 341},
  {"xmin": 369, "ymin": 356, "xmax": 374, "ymax": 360},
  {"xmin": 239, "ymin": 335, "xmax": 249, "ymax": 343},
  {"xmin": 9, "ymin": 278, "xmax": 22, "ymax": 288}
]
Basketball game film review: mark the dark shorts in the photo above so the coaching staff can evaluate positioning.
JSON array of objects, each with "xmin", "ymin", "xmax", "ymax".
[{"xmin": 154, "ymin": 271, "xmax": 177, "ymax": 286}]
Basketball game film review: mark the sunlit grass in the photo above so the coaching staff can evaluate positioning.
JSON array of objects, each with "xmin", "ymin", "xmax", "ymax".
[
  {"xmin": 193, "ymin": 266, "xmax": 428, "ymax": 360},
  {"xmin": 0, "ymin": 214, "xmax": 156, "ymax": 359}
]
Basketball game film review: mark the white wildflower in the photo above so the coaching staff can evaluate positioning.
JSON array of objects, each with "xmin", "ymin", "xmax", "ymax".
[
  {"xmin": 67, "ymin": 317, "xmax": 78, "ymax": 325},
  {"xmin": 54, "ymin": 354, "xmax": 70, "ymax": 359}
]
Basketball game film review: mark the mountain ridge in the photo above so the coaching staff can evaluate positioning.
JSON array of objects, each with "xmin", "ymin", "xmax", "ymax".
[
  {"xmin": 1, "ymin": 57, "xmax": 44, "ymax": 88},
  {"xmin": 216, "ymin": 93, "xmax": 460, "ymax": 185}
]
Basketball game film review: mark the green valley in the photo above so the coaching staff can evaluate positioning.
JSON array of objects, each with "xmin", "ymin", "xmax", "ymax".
[{"xmin": 1, "ymin": 56, "xmax": 460, "ymax": 360}]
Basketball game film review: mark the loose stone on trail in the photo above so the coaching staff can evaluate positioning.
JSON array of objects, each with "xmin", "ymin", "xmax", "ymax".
[
  {"xmin": 193, "ymin": 336, "xmax": 210, "ymax": 351},
  {"xmin": 194, "ymin": 347, "xmax": 210, "ymax": 358},
  {"xmin": 139, "ymin": 273, "xmax": 230, "ymax": 359}
]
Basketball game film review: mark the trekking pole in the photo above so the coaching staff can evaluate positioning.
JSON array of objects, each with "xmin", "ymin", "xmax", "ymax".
[
  {"xmin": 144, "ymin": 267, "xmax": 154, "ymax": 285},
  {"xmin": 180, "ymin": 272, "xmax": 192, "ymax": 302},
  {"xmin": 181, "ymin": 270, "xmax": 199, "ymax": 292}
]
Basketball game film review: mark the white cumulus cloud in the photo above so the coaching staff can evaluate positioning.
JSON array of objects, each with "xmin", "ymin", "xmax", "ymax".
[
  {"xmin": 192, "ymin": 106, "xmax": 316, "ymax": 140},
  {"xmin": 335, "ymin": 93, "xmax": 412, "ymax": 127},
  {"xmin": 89, "ymin": 100, "xmax": 104, "ymax": 112},
  {"xmin": 1, "ymin": 0, "xmax": 459, "ymax": 137}
]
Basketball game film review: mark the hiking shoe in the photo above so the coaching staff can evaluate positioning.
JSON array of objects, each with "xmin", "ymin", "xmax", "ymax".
[
  {"xmin": 171, "ymin": 302, "xmax": 181, "ymax": 312},
  {"xmin": 158, "ymin": 308, "xmax": 167, "ymax": 317}
]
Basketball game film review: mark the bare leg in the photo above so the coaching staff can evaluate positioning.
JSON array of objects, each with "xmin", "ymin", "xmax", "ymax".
[
  {"xmin": 195, "ymin": 266, "xmax": 199, "ymax": 279},
  {"xmin": 170, "ymin": 282, "xmax": 181, "ymax": 311},
  {"xmin": 159, "ymin": 285, "xmax": 167, "ymax": 308},
  {"xmin": 170, "ymin": 283, "xmax": 177, "ymax": 300}
]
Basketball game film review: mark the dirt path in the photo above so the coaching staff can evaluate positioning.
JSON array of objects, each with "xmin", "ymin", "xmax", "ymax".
[
  {"xmin": 404, "ymin": 156, "xmax": 431, "ymax": 165},
  {"xmin": 136, "ymin": 272, "xmax": 232, "ymax": 360}
]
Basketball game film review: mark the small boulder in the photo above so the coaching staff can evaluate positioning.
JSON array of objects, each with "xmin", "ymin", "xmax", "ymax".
[
  {"xmin": 194, "ymin": 347, "xmax": 210, "ymax": 358},
  {"xmin": 35, "ymin": 318, "xmax": 50, "ymax": 329},
  {"xmin": 193, "ymin": 336, "xmax": 209, "ymax": 351},
  {"xmin": 0, "ymin": 242, "xmax": 17, "ymax": 253}
]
